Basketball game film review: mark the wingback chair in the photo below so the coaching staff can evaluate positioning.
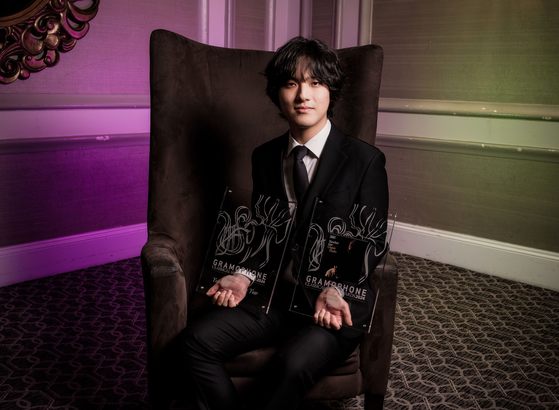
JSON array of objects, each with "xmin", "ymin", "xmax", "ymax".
[{"xmin": 141, "ymin": 29, "xmax": 398, "ymax": 410}]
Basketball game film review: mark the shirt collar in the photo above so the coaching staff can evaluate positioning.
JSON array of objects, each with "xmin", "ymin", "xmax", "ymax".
[{"xmin": 286, "ymin": 120, "xmax": 331, "ymax": 159}]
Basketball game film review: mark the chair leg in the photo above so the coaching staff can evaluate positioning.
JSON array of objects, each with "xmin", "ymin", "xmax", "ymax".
[{"xmin": 364, "ymin": 393, "xmax": 385, "ymax": 410}]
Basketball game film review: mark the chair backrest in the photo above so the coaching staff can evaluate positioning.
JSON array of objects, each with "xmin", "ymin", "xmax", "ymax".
[{"xmin": 148, "ymin": 30, "xmax": 383, "ymax": 291}]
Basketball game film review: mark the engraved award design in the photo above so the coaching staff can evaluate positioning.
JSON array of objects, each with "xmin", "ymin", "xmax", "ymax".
[
  {"xmin": 290, "ymin": 198, "xmax": 396, "ymax": 332},
  {"xmin": 197, "ymin": 187, "xmax": 296, "ymax": 312}
]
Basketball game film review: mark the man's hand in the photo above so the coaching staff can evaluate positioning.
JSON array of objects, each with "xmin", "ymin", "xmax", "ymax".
[
  {"xmin": 206, "ymin": 274, "xmax": 250, "ymax": 308},
  {"xmin": 314, "ymin": 287, "xmax": 352, "ymax": 330}
]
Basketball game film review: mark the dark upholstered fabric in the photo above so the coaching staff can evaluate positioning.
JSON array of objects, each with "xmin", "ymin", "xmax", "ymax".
[{"xmin": 142, "ymin": 30, "xmax": 396, "ymax": 409}]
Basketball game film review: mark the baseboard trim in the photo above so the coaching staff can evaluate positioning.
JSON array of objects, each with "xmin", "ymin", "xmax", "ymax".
[
  {"xmin": 391, "ymin": 222, "xmax": 559, "ymax": 292},
  {"xmin": 0, "ymin": 224, "xmax": 147, "ymax": 288},
  {"xmin": 1, "ymin": 222, "xmax": 558, "ymax": 292}
]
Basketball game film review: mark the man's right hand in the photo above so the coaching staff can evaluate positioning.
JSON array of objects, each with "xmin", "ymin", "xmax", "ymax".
[{"xmin": 206, "ymin": 274, "xmax": 250, "ymax": 308}]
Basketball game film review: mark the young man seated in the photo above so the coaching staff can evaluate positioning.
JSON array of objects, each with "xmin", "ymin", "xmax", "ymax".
[{"xmin": 179, "ymin": 36, "xmax": 388, "ymax": 410}]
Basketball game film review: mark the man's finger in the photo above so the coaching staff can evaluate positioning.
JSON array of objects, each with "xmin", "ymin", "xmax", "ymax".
[
  {"xmin": 317, "ymin": 308, "xmax": 326, "ymax": 327},
  {"xmin": 330, "ymin": 315, "xmax": 341, "ymax": 330},
  {"xmin": 206, "ymin": 284, "xmax": 220, "ymax": 297},
  {"xmin": 217, "ymin": 290, "xmax": 228, "ymax": 306},
  {"xmin": 226, "ymin": 290, "xmax": 236, "ymax": 308},
  {"xmin": 323, "ymin": 311, "xmax": 332, "ymax": 329},
  {"xmin": 341, "ymin": 303, "xmax": 353, "ymax": 326},
  {"xmin": 319, "ymin": 310, "xmax": 327, "ymax": 328}
]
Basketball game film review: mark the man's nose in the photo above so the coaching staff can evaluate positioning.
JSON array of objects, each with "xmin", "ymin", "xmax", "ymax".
[{"xmin": 296, "ymin": 83, "xmax": 310, "ymax": 100}]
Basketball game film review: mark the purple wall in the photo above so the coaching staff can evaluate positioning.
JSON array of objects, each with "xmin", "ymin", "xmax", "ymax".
[
  {"xmin": 0, "ymin": 1, "xmax": 199, "ymax": 248},
  {"xmin": 0, "ymin": 0, "xmax": 198, "ymax": 95}
]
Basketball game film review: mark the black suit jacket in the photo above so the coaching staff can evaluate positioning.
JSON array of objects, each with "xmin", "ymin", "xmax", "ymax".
[{"xmin": 251, "ymin": 124, "xmax": 389, "ymax": 337}]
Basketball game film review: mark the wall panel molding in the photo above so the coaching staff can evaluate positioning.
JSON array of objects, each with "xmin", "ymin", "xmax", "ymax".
[
  {"xmin": 333, "ymin": 0, "xmax": 343, "ymax": 48},
  {"xmin": 376, "ymin": 135, "xmax": 559, "ymax": 164},
  {"xmin": 4, "ymin": 94, "xmax": 556, "ymax": 121},
  {"xmin": 199, "ymin": 0, "xmax": 209, "ymax": 44},
  {"xmin": 300, "ymin": 0, "xmax": 313, "ymax": 38},
  {"xmin": 379, "ymin": 98, "xmax": 559, "ymax": 122},
  {"xmin": 3, "ymin": 94, "xmax": 557, "ymax": 152},
  {"xmin": 358, "ymin": 0, "xmax": 373, "ymax": 46},
  {"xmin": 225, "ymin": 0, "xmax": 236, "ymax": 48},
  {"xmin": 265, "ymin": 0, "xmax": 276, "ymax": 51},
  {"xmin": 0, "ymin": 224, "xmax": 147, "ymax": 288},
  {"xmin": 377, "ymin": 111, "xmax": 559, "ymax": 150},
  {"xmin": 0, "ymin": 108, "xmax": 150, "ymax": 141},
  {"xmin": 0, "ymin": 133, "xmax": 149, "ymax": 155},
  {"xmin": 0, "ymin": 94, "xmax": 150, "ymax": 110}
]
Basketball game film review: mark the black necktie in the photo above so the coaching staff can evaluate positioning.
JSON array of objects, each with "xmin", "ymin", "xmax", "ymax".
[{"xmin": 292, "ymin": 146, "xmax": 309, "ymax": 203}]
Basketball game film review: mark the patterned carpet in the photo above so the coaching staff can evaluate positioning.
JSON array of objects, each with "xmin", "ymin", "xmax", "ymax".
[{"xmin": 1, "ymin": 253, "xmax": 558, "ymax": 409}]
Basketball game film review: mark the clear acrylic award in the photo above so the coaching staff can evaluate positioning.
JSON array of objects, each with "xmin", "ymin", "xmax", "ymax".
[
  {"xmin": 290, "ymin": 198, "xmax": 396, "ymax": 332},
  {"xmin": 197, "ymin": 187, "xmax": 296, "ymax": 312}
]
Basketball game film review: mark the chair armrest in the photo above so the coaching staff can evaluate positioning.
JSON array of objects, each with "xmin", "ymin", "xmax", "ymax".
[
  {"xmin": 360, "ymin": 252, "xmax": 399, "ymax": 395},
  {"xmin": 141, "ymin": 235, "xmax": 188, "ymax": 364}
]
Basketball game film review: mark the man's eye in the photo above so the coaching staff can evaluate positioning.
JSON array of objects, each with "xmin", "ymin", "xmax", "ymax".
[{"xmin": 312, "ymin": 81, "xmax": 322, "ymax": 86}]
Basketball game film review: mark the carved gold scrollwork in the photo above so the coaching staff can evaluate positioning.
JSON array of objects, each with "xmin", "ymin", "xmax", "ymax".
[{"xmin": 0, "ymin": 0, "xmax": 100, "ymax": 84}]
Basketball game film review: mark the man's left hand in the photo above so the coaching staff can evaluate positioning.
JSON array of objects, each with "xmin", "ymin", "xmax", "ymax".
[
  {"xmin": 206, "ymin": 273, "xmax": 250, "ymax": 308},
  {"xmin": 314, "ymin": 287, "xmax": 352, "ymax": 330}
]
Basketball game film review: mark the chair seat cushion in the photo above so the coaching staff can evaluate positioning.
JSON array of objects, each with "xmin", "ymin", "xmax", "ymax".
[{"xmin": 225, "ymin": 345, "xmax": 360, "ymax": 376}]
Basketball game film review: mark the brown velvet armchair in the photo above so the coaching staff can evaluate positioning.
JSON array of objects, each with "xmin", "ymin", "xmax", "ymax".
[{"xmin": 141, "ymin": 29, "xmax": 398, "ymax": 410}]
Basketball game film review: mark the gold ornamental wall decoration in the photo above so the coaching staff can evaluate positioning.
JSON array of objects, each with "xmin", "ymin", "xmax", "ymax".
[{"xmin": 0, "ymin": 0, "xmax": 100, "ymax": 84}]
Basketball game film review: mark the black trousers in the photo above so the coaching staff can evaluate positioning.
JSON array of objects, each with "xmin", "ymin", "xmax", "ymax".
[{"xmin": 178, "ymin": 285, "xmax": 361, "ymax": 410}]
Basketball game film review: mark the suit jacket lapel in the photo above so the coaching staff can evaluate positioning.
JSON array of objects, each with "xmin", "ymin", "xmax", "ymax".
[
  {"xmin": 296, "ymin": 125, "xmax": 349, "ymax": 226},
  {"xmin": 264, "ymin": 131, "xmax": 289, "ymax": 201}
]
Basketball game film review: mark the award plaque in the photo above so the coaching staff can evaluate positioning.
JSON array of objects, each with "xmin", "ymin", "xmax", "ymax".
[
  {"xmin": 290, "ymin": 198, "xmax": 396, "ymax": 332},
  {"xmin": 197, "ymin": 187, "xmax": 296, "ymax": 312}
]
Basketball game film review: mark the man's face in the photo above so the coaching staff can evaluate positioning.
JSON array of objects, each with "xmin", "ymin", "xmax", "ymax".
[{"xmin": 278, "ymin": 67, "xmax": 330, "ymax": 142}]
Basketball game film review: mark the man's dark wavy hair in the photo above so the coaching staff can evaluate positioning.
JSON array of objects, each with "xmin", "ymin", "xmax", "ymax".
[{"xmin": 264, "ymin": 37, "xmax": 345, "ymax": 118}]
